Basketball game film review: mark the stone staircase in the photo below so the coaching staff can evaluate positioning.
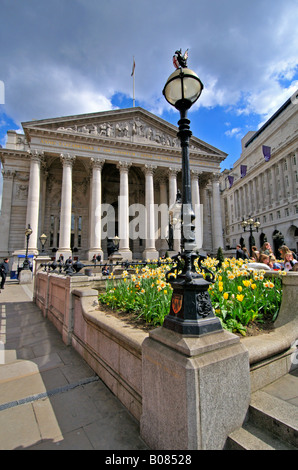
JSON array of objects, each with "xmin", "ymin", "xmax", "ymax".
[{"xmin": 226, "ymin": 390, "xmax": 298, "ymax": 450}]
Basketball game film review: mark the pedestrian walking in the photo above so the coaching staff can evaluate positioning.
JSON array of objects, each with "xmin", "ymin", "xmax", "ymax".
[
  {"xmin": 236, "ymin": 244, "xmax": 246, "ymax": 260},
  {"xmin": 0, "ymin": 258, "xmax": 10, "ymax": 291}
]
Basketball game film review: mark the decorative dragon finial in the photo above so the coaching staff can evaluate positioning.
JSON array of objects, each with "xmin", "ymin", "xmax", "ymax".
[{"xmin": 173, "ymin": 49, "xmax": 188, "ymax": 69}]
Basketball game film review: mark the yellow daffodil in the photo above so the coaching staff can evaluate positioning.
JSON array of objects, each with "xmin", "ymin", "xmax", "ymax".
[{"xmin": 264, "ymin": 281, "xmax": 274, "ymax": 288}]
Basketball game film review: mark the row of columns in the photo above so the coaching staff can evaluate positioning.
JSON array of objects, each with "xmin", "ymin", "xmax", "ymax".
[
  {"xmin": 233, "ymin": 153, "xmax": 297, "ymax": 220},
  {"xmin": 24, "ymin": 151, "xmax": 224, "ymax": 260}
]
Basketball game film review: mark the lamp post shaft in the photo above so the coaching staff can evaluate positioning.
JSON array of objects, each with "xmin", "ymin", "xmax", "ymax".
[
  {"xmin": 177, "ymin": 110, "xmax": 196, "ymax": 254},
  {"xmin": 24, "ymin": 233, "xmax": 30, "ymax": 270},
  {"xmin": 163, "ymin": 110, "xmax": 222, "ymax": 336}
]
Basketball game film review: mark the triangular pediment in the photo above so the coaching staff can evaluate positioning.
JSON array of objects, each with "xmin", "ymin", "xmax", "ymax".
[{"xmin": 22, "ymin": 107, "xmax": 226, "ymax": 158}]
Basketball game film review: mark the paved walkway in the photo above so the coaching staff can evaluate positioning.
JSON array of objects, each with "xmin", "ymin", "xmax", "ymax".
[
  {"xmin": 0, "ymin": 280, "xmax": 297, "ymax": 450},
  {"xmin": 0, "ymin": 280, "xmax": 148, "ymax": 450}
]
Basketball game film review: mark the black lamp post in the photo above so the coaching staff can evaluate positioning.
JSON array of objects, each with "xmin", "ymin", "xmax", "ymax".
[
  {"xmin": 162, "ymin": 51, "xmax": 222, "ymax": 336},
  {"xmin": 23, "ymin": 224, "xmax": 33, "ymax": 270},
  {"xmin": 241, "ymin": 217, "xmax": 260, "ymax": 257}
]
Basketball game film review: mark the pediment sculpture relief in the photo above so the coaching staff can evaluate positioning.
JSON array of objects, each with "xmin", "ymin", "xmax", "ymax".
[{"xmin": 57, "ymin": 118, "xmax": 182, "ymax": 148}]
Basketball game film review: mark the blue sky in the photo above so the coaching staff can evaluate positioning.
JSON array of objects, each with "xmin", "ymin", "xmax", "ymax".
[{"xmin": 0, "ymin": 0, "xmax": 297, "ymax": 173}]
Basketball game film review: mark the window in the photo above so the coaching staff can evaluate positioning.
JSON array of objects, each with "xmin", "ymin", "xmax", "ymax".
[
  {"xmin": 285, "ymin": 208, "xmax": 289, "ymax": 217},
  {"xmin": 277, "ymin": 210, "xmax": 281, "ymax": 219}
]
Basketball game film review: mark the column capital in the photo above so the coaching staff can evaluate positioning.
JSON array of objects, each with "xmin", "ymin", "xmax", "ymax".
[
  {"xmin": 28, "ymin": 149, "xmax": 44, "ymax": 163},
  {"xmin": 90, "ymin": 157, "xmax": 105, "ymax": 170},
  {"xmin": 60, "ymin": 153, "xmax": 76, "ymax": 167},
  {"xmin": 168, "ymin": 167, "xmax": 180, "ymax": 177},
  {"xmin": 2, "ymin": 169, "xmax": 16, "ymax": 180},
  {"xmin": 156, "ymin": 175, "xmax": 168, "ymax": 185},
  {"xmin": 191, "ymin": 169, "xmax": 201, "ymax": 180},
  {"xmin": 117, "ymin": 160, "xmax": 131, "ymax": 172},
  {"xmin": 211, "ymin": 172, "xmax": 221, "ymax": 183},
  {"xmin": 143, "ymin": 164, "xmax": 157, "ymax": 176}
]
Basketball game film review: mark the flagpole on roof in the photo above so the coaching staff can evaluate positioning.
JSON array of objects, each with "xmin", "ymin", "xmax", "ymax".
[{"xmin": 131, "ymin": 56, "xmax": 135, "ymax": 107}]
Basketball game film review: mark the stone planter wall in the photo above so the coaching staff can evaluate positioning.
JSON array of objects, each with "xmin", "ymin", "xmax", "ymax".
[{"xmin": 34, "ymin": 271, "xmax": 298, "ymax": 421}]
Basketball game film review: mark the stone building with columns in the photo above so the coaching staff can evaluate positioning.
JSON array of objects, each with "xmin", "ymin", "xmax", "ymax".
[
  {"xmin": 220, "ymin": 93, "xmax": 298, "ymax": 256},
  {"xmin": 0, "ymin": 107, "xmax": 226, "ymax": 263}
]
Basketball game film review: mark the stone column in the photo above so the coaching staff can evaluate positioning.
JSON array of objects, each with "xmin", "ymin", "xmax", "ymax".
[
  {"xmin": 158, "ymin": 176, "xmax": 169, "ymax": 255},
  {"xmin": 200, "ymin": 174, "xmax": 211, "ymax": 253},
  {"xmin": 117, "ymin": 161, "xmax": 132, "ymax": 261},
  {"xmin": 270, "ymin": 164, "xmax": 277, "ymax": 206},
  {"xmin": 264, "ymin": 170, "xmax": 270, "ymax": 206},
  {"xmin": 57, "ymin": 153, "xmax": 75, "ymax": 260},
  {"xmin": 40, "ymin": 168, "xmax": 48, "ymax": 236},
  {"xmin": 211, "ymin": 173, "xmax": 224, "ymax": 252},
  {"xmin": 168, "ymin": 167, "xmax": 180, "ymax": 253},
  {"xmin": 143, "ymin": 164, "xmax": 158, "ymax": 260},
  {"xmin": 287, "ymin": 154, "xmax": 295, "ymax": 198},
  {"xmin": 252, "ymin": 178, "xmax": 259, "ymax": 212},
  {"xmin": 238, "ymin": 187, "xmax": 243, "ymax": 218},
  {"xmin": 0, "ymin": 169, "xmax": 15, "ymax": 255},
  {"xmin": 26, "ymin": 150, "xmax": 43, "ymax": 252},
  {"xmin": 191, "ymin": 170, "xmax": 202, "ymax": 250},
  {"xmin": 88, "ymin": 158, "xmax": 105, "ymax": 261},
  {"xmin": 279, "ymin": 160, "xmax": 286, "ymax": 200}
]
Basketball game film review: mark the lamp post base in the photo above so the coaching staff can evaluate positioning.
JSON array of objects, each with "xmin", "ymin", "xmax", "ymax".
[
  {"xmin": 19, "ymin": 268, "xmax": 32, "ymax": 285},
  {"xmin": 164, "ymin": 276, "xmax": 223, "ymax": 336}
]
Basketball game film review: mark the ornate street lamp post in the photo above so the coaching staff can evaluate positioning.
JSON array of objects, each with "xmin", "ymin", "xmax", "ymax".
[
  {"xmin": 39, "ymin": 233, "xmax": 48, "ymax": 254},
  {"xmin": 162, "ymin": 50, "xmax": 222, "ymax": 336},
  {"xmin": 23, "ymin": 224, "xmax": 33, "ymax": 270},
  {"xmin": 241, "ymin": 216, "xmax": 260, "ymax": 257}
]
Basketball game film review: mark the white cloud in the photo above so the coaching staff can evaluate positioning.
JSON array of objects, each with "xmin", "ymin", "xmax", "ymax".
[
  {"xmin": 236, "ymin": 81, "xmax": 298, "ymax": 124},
  {"xmin": 225, "ymin": 128, "xmax": 242, "ymax": 138},
  {"xmin": 0, "ymin": 0, "xmax": 297, "ymax": 131}
]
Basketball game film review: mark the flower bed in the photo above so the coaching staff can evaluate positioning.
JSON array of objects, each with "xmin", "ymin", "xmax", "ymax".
[{"xmin": 98, "ymin": 257, "xmax": 285, "ymax": 336}]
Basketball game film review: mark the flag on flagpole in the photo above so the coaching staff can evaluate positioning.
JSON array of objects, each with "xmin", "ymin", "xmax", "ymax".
[
  {"xmin": 228, "ymin": 175, "xmax": 234, "ymax": 188},
  {"xmin": 131, "ymin": 57, "xmax": 135, "ymax": 107},
  {"xmin": 262, "ymin": 145, "xmax": 271, "ymax": 162},
  {"xmin": 240, "ymin": 165, "xmax": 247, "ymax": 178},
  {"xmin": 131, "ymin": 58, "xmax": 135, "ymax": 76}
]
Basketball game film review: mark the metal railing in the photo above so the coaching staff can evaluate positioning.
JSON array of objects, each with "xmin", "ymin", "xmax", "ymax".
[{"xmin": 40, "ymin": 258, "xmax": 171, "ymax": 276}]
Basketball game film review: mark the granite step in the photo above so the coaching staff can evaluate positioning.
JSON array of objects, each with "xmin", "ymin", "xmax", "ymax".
[{"xmin": 226, "ymin": 390, "xmax": 298, "ymax": 450}]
